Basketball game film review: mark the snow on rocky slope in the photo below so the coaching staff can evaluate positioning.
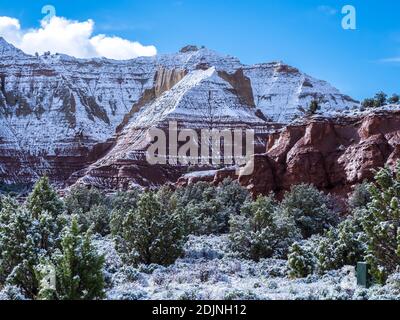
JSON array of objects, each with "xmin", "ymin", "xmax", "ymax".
[{"xmin": 0, "ymin": 39, "xmax": 358, "ymax": 186}]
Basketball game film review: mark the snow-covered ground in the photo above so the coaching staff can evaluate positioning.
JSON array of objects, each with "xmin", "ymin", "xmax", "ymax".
[{"xmin": 94, "ymin": 235, "xmax": 400, "ymax": 301}]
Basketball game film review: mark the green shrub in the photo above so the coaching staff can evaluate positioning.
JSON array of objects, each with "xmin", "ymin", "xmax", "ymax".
[
  {"xmin": 110, "ymin": 190, "xmax": 141, "ymax": 237},
  {"xmin": 361, "ymin": 163, "xmax": 400, "ymax": 284},
  {"xmin": 38, "ymin": 217, "xmax": 105, "ymax": 300},
  {"xmin": 288, "ymin": 239, "xmax": 318, "ymax": 278},
  {"xmin": 27, "ymin": 177, "xmax": 63, "ymax": 219},
  {"xmin": 229, "ymin": 195, "xmax": 300, "ymax": 261},
  {"xmin": 317, "ymin": 215, "xmax": 367, "ymax": 274},
  {"xmin": 308, "ymin": 100, "xmax": 321, "ymax": 115},
  {"xmin": 117, "ymin": 192, "xmax": 185, "ymax": 266},
  {"xmin": 280, "ymin": 184, "xmax": 338, "ymax": 238},
  {"xmin": 388, "ymin": 94, "xmax": 400, "ymax": 105},
  {"xmin": 176, "ymin": 179, "xmax": 249, "ymax": 235},
  {"xmin": 288, "ymin": 212, "xmax": 367, "ymax": 278},
  {"xmin": 64, "ymin": 186, "xmax": 111, "ymax": 236},
  {"xmin": 0, "ymin": 197, "xmax": 40, "ymax": 298},
  {"xmin": 349, "ymin": 182, "xmax": 372, "ymax": 210}
]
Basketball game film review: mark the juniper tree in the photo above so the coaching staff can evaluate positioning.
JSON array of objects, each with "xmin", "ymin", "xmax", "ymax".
[
  {"xmin": 118, "ymin": 192, "xmax": 185, "ymax": 266},
  {"xmin": 309, "ymin": 100, "xmax": 321, "ymax": 115},
  {"xmin": 27, "ymin": 177, "xmax": 63, "ymax": 220},
  {"xmin": 374, "ymin": 91, "xmax": 388, "ymax": 107},
  {"xmin": 280, "ymin": 184, "xmax": 338, "ymax": 238},
  {"xmin": 64, "ymin": 185, "xmax": 111, "ymax": 235},
  {"xmin": 361, "ymin": 163, "xmax": 400, "ymax": 284},
  {"xmin": 229, "ymin": 195, "xmax": 300, "ymax": 261},
  {"xmin": 288, "ymin": 241, "xmax": 317, "ymax": 278},
  {"xmin": 50, "ymin": 217, "xmax": 105, "ymax": 300},
  {"xmin": 26, "ymin": 177, "xmax": 65, "ymax": 252},
  {"xmin": 110, "ymin": 190, "xmax": 141, "ymax": 237},
  {"xmin": 388, "ymin": 94, "xmax": 400, "ymax": 105},
  {"xmin": 175, "ymin": 180, "xmax": 248, "ymax": 235},
  {"xmin": 348, "ymin": 182, "xmax": 372, "ymax": 210},
  {"xmin": 0, "ymin": 197, "xmax": 40, "ymax": 298},
  {"xmin": 362, "ymin": 98, "xmax": 375, "ymax": 109}
]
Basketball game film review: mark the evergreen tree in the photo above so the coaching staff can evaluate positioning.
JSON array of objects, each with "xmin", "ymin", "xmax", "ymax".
[
  {"xmin": 280, "ymin": 184, "xmax": 338, "ymax": 238},
  {"xmin": 388, "ymin": 94, "xmax": 400, "ymax": 105},
  {"xmin": 110, "ymin": 190, "xmax": 141, "ymax": 237},
  {"xmin": 50, "ymin": 217, "xmax": 105, "ymax": 300},
  {"xmin": 361, "ymin": 163, "xmax": 400, "ymax": 283},
  {"xmin": 308, "ymin": 100, "xmax": 321, "ymax": 115},
  {"xmin": 362, "ymin": 98, "xmax": 376, "ymax": 109},
  {"xmin": 175, "ymin": 180, "xmax": 248, "ymax": 235},
  {"xmin": 64, "ymin": 186, "xmax": 106, "ymax": 215},
  {"xmin": 216, "ymin": 178, "xmax": 250, "ymax": 216},
  {"xmin": 229, "ymin": 195, "xmax": 300, "ymax": 261},
  {"xmin": 374, "ymin": 91, "xmax": 388, "ymax": 108},
  {"xmin": 27, "ymin": 177, "xmax": 63, "ymax": 219},
  {"xmin": 0, "ymin": 197, "xmax": 40, "ymax": 298},
  {"xmin": 288, "ymin": 241, "xmax": 317, "ymax": 278},
  {"xmin": 348, "ymin": 182, "xmax": 372, "ymax": 210},
  {"xmin": 118, "ymin": 192, "xmax": 185, "ymax": 266},
  {"xmin": 64, "ymin": 185, "xmax": 111, "ymax": 235}
]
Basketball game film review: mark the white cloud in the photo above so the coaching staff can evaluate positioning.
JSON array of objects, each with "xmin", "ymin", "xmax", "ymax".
[
  {"xmin": 0, "ymin": 15, "xmax": 157, "ymax": 60},
  {"xmin": 317, "ymin": 5, "xmax": 338, "ymax": 16},
  {"xmin": 379, "ymin": 57, "xmax": 400, "ymax": 63}
]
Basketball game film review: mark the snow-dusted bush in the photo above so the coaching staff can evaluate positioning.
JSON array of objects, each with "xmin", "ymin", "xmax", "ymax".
[
  {"xmin": 361, "ymin": 163, "xmax": 400, "ymax": 284},
  {"xmin": 288, "ymin": 238, "xmax": 319, "ymax": 278},
  {"xmin": 288, "ymin": 214, "xmax": 367, "ymax": 278},
  {"xmin": 37, "ymin": 217, "xmax": 105, "ymax": 300},
  {"xmin": 110, "ymin": 190, "xmax": 141, "ymax": 237},
  {"xmin": 64, "ymin": 186, "xmax": 111, "ymax": 236},
  {"xmin": 348, "ymin": 182, "xmax": 372, "ymax": 210},
  {"xmin": 27, "ymin": 176, "xmax": 64, "ymax": 219},
  {"xmin": 229, "ymin": 195, "xmax": 300, "ymax": 261},
  {"xmin": 116, "ymin": 192, "xmax": 185, "ymax": 266},
  {"xmin": 317, "ymin": 216, "xmax": 367, "ymax": 274},
  {"xmin": 0, "ymin": 285, "xmax": 27, "ymax": 300},
  {"xmin": 280, "ymin": 184, "xmax": 338, "ymax": 238},
  {"xmin": 175, "ymin": 179, "xmax": 249, "ymax": 235},
  {"xmin": 84, "ymin": 204, "xmax": 111, "ymax": 236},
  {"xmin": 0, "ymin": 197, "xmax": 41, "ymax": 298}
]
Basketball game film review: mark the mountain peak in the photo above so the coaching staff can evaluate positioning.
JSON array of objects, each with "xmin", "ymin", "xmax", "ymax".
[{"xmin": 0, "ymin": 37, "xmax": 26, "ymax": 57}]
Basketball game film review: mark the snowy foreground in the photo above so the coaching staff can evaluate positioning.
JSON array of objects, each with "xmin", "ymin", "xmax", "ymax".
[{"xmin": 94, "ymin": 235, "xmax": 400, "ymax": 301}]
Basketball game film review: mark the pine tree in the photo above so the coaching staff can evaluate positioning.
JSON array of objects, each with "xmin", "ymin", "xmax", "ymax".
[
  {"xmin": 348, "ymin": 182, "xmax": 372, "ymax": 209},
  {"xmin": 0, "ymin": 197, "xmax": 40, "ymax": 298},
  {"xmin": 27, "ymin": 177, "xmax": 63, "ymax": 219},
  {"xmin": 361, "ymin": 163, "xmax": 400, "ymax": 284},
  {"xmin": 52, "ymin": 217, "xmax": 105, "ymax": 300},
  {"xmin": 118, "ymin": 192, "xmax": 185, "ymax": 266}
]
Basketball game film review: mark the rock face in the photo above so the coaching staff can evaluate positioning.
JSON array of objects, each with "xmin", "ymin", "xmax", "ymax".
[
  {"xmin": 0, "ymin": 37, "xmax": 360, "ymax": 188},
  {"xmin": 236, "ymin": 110, "xmax": 400, "ymax": 197}
]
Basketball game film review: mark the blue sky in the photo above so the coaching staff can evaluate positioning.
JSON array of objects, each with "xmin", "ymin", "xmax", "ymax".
[{"xmin": 1, "ymin": 0, "xmax": 399, "ymax": 100}]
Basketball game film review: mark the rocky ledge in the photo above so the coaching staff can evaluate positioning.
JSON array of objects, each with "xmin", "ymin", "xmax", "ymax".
[{"xmin": 178, "ymin": 109, "xmax": 400, "ymax": 198}]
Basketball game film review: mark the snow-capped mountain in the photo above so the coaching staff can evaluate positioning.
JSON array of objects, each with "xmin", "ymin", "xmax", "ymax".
[{"xmin": 0, "ymin": 39, "xmax": 359, "ymax": 187}]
